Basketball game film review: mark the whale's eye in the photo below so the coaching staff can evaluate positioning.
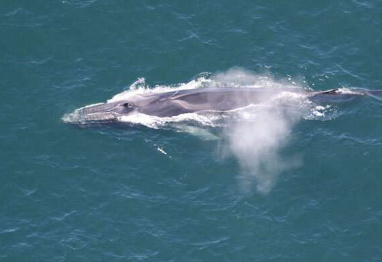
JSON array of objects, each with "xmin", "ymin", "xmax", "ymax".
[{"xmin": 123, "ymin": 103, "xmax": 134, "ymax": 108}]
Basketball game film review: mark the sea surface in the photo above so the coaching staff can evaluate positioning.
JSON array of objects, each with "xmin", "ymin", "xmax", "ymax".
[{"xmin": 1, "ymin": 1, "xmax": 382, "ymax": 261}]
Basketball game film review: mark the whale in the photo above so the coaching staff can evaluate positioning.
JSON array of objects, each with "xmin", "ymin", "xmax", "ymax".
[{"xmin": 62, "ymin": 87, "xmax": 381, "ymax": 126}]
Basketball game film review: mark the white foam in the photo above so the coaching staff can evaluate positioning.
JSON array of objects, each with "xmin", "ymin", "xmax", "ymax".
[
  {"xmin": 336, "ymin": 87, "xmax": 363, "ymax": 95},
  {"xmin": 108, "ymin": 75, "xmax": 212, "ymax": 103},
  {"xmin": 119, "ymin": 111, "xmax": 221, "ymax": 129}
]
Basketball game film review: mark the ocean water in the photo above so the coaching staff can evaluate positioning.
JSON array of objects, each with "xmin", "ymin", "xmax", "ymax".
[{"xmin": 1, "ymin": 1, "xmax": 382, "ymax": 261}]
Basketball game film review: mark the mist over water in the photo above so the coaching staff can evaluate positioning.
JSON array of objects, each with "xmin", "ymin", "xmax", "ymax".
[
  {"xmin": 225, "ymin": 107, "xmax": 302, "ymax": 194},
  {"xmin": 210, "ymin": 67, "xmax": 301, "ymax": 89},
  {"xmin": 211, "ymin": 69, "xmax": 304, "ymax": 193}
]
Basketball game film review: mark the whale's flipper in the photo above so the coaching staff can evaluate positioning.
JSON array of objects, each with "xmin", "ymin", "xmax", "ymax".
[
  {"xmin": 366, "ymin": 90, "xmax": 382, "ymax": 96},
  {"xmin": 364, "ymin": 90, "xmax": 382, "ymax": 102},
  {"xmin": 172, "ymin": 124, "xmax": 219, "ymax": 140}
]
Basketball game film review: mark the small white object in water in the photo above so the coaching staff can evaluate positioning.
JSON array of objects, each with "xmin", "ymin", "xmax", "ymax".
[{"xmin": 157, "ymin": 147, "xmax": 168, "ymax": 155}]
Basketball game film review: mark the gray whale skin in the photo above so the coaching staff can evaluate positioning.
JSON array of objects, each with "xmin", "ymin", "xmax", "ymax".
[{"xmin": 63, "ymin": 87, "xmax": 380, "ymax": 126}]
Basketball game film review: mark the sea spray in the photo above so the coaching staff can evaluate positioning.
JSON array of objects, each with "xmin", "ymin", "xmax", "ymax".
[
  {"xmin": 224, "ymin": 105, "xmax": 303, "ymax": 194},
  {"xmin": 209, "ymin": 69, "xmax": 305, "ymax": 193}
]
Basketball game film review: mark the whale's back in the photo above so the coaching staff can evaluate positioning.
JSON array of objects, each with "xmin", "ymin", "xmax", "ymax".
[{"xmin": 137, "ymin": 88, "xmax": 308, "ymax": 117}]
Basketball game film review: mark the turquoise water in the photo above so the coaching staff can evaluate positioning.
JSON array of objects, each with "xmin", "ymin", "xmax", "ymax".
[{"xmin": 2, "ymin": 1, "xmax": 382, "ymax": 261}]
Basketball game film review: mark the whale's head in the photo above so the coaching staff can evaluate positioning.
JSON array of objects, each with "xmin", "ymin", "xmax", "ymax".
[{"xmin": 62, "ymin": 101, "xmax": 136, "ymax": 126}]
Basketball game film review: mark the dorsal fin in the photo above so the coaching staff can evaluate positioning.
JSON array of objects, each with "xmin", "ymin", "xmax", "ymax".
[{"xmin": 317, "ymin": 88, "xmax": 339, "ymax": 95}]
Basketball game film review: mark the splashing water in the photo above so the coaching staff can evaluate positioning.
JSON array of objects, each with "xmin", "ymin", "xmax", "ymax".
[{"xmin": 108, "ymin": 73, "xmax": 212, "ymax": 103}]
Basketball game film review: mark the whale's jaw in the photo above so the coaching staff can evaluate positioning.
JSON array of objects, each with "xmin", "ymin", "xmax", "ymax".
[{"xmin": 62, "ymin": 103, "xmax": 120, "ymax": 126}]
